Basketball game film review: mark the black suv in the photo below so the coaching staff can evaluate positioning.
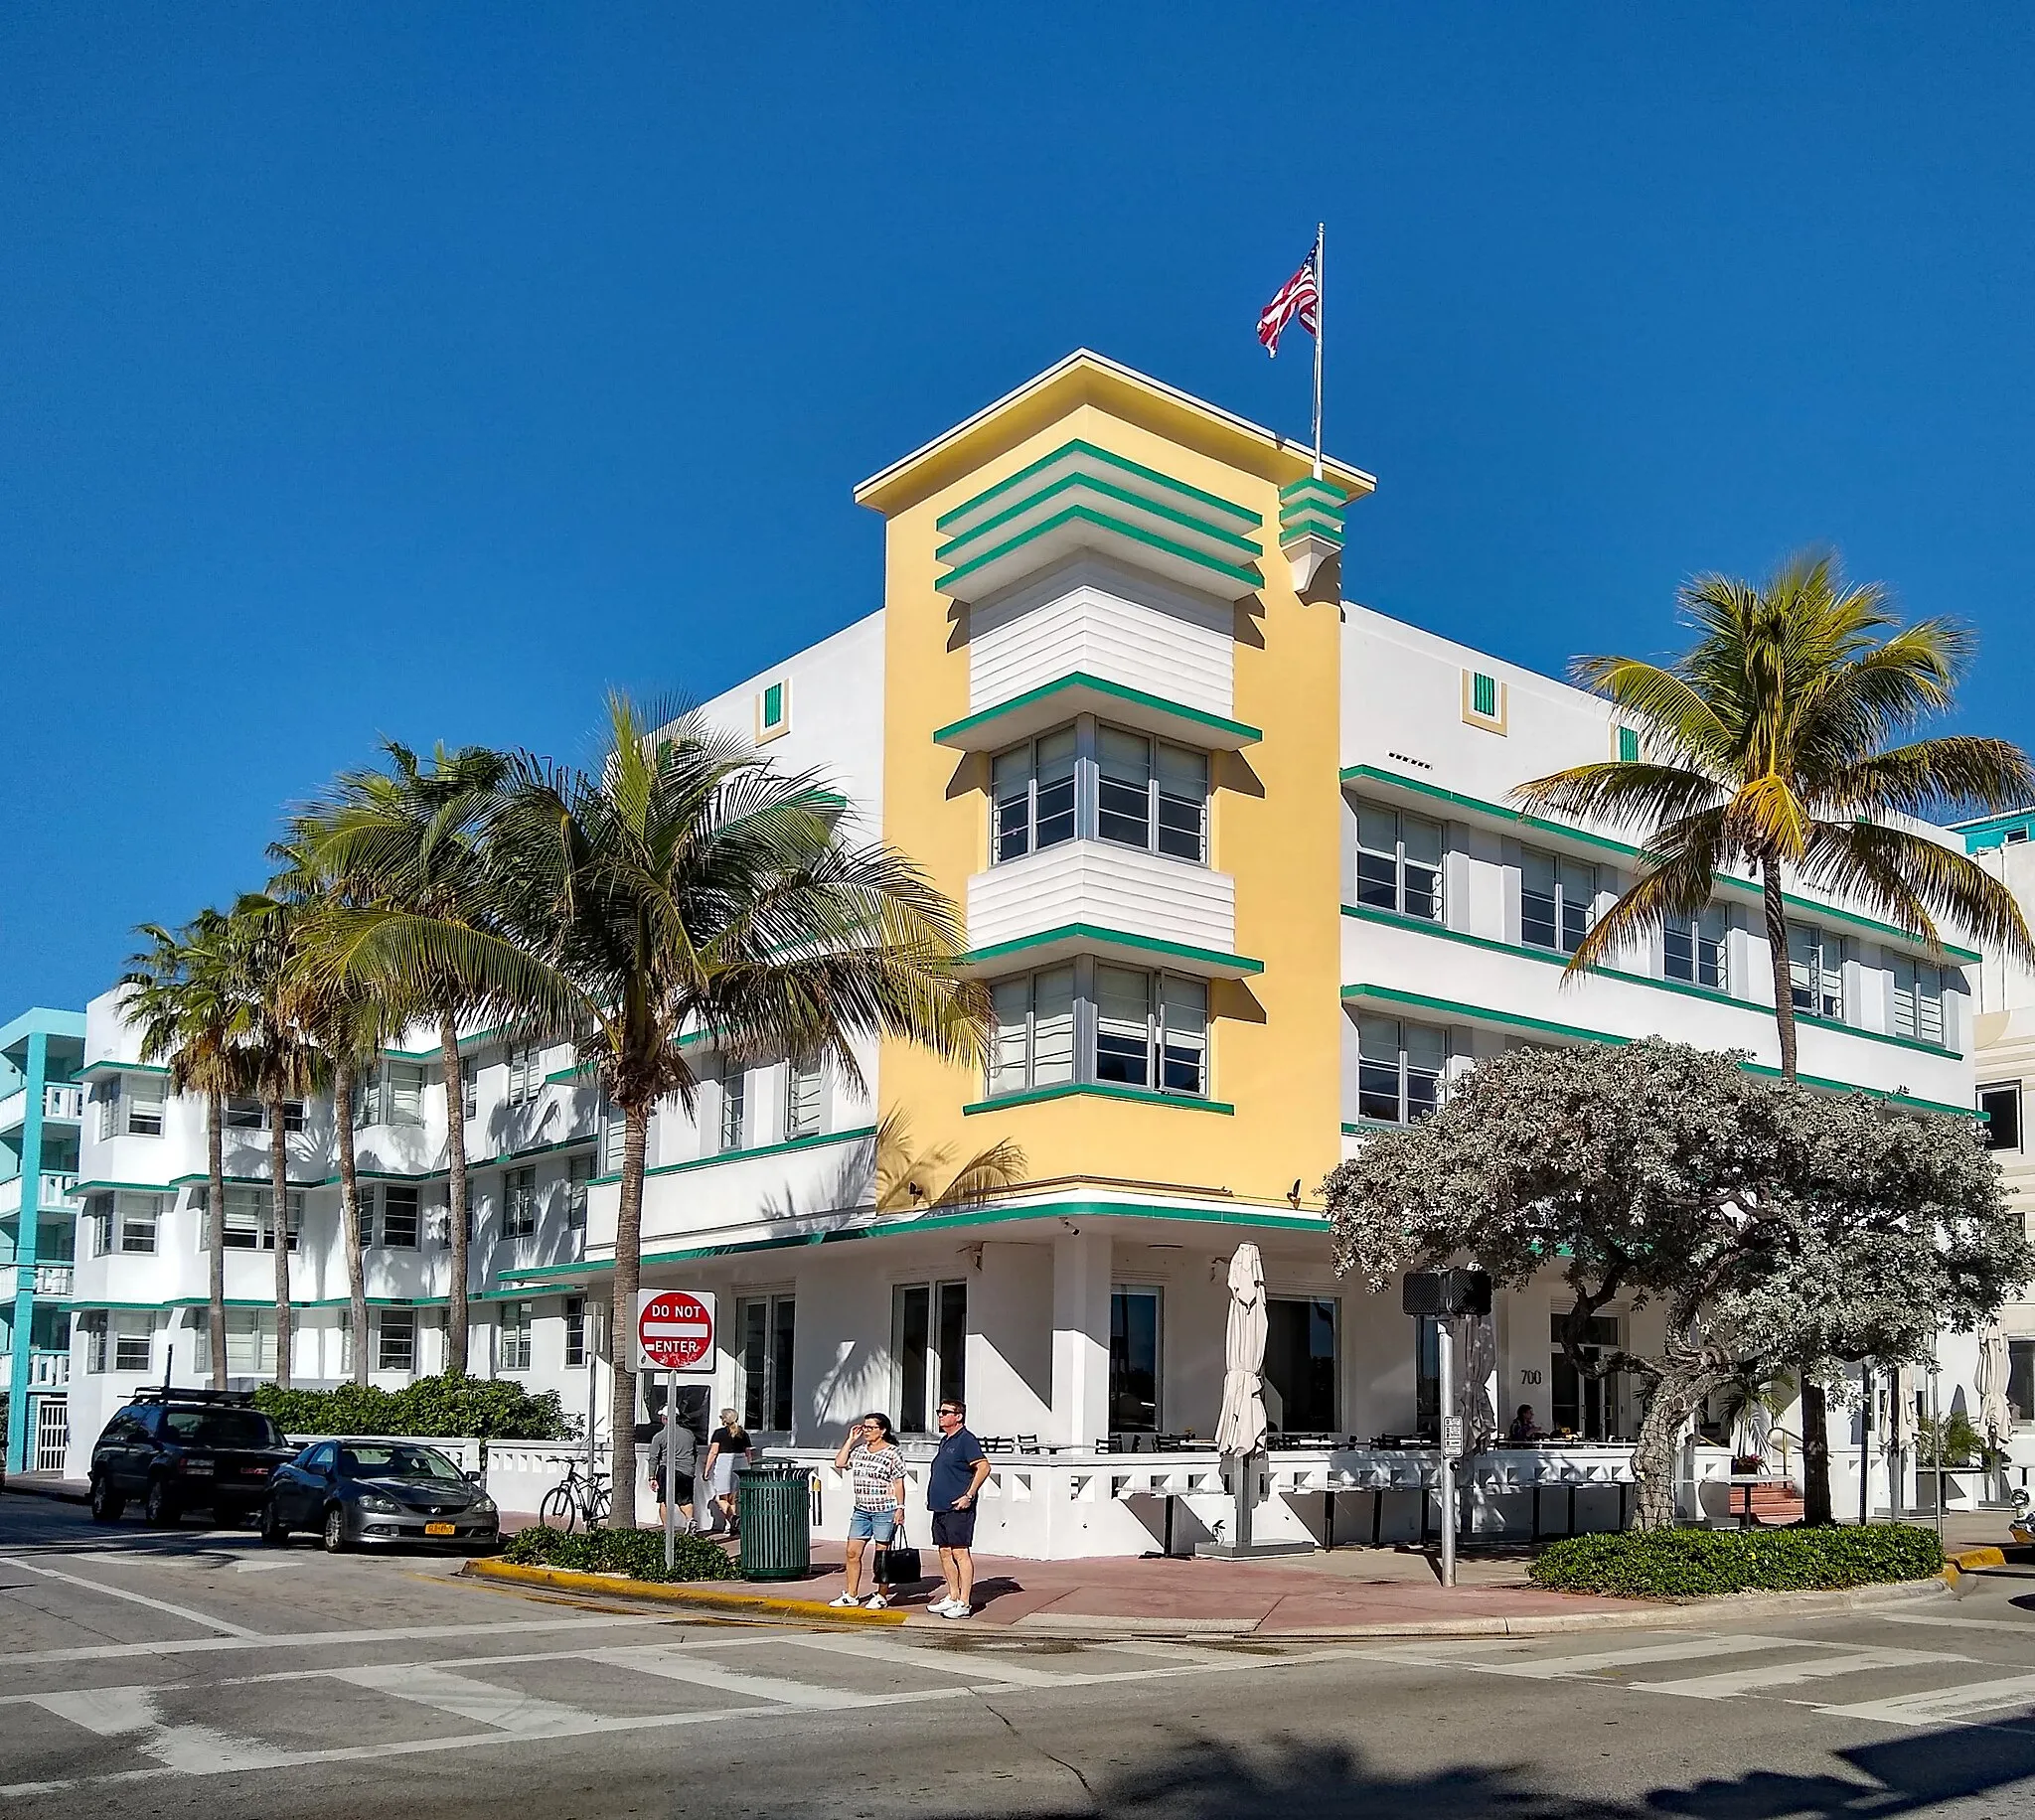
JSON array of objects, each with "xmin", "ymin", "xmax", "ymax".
[{"xmin": 88, "ymin": 1390, "xmax": 298, "ymax": 1527}]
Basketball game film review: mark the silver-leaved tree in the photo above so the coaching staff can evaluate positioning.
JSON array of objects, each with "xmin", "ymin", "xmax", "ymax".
[{"xmin": 1324, "ymin": 1041, "xmax": 2029, "ymax": 1530}]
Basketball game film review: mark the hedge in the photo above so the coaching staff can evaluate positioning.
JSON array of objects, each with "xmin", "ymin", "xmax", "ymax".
[
  {"xmin": 499, "ymin": 1524, "xmax": 739, "ymax": 1584},
  {"xmin": 251, "ymin": 1373, "xmax": 569, "ymax": 1441},
  {"xmin": 1528, "ymin": 1524, "xmax": 1945, "ymax": 1598}
]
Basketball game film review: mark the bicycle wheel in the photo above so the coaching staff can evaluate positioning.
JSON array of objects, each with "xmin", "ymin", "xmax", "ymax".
[
  {"xmin": 538, "ymin": 1483, "xmax": 577, "ymax": 1534},
  {"xmin": 588, "ymin": 1483, "xmax": 612, "ymax": 1529}
]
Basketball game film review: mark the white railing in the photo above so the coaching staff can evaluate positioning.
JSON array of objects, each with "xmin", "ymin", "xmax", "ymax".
[
  {"xmin": 0, "ymin": 1177, "xmax": 18, "ymax": 1219},
  {"xmin": 44, "ymin": 1084, "xmax": 83, "ymax": 1122},
  {"xmin": 38, "ymin": 1173, "xmax": 80, "ymax": 1210},
  {"xmin": 0, "ymin": 1090, "xmax": 24, "ymax": 1135},
  {"xmin": 30, "ymin": 1350, "xmax": 70, "ymax": 1389},
  {"xmin": 32, "ymin": 1263, "xmax": 73, "ymax": 1297}
]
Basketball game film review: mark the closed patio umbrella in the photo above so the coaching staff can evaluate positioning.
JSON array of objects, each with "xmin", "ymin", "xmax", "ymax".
[
  {"xmin": 1978, "ymin": 1321, "xmax": 2013, "ymax": 1442},
  {"xmin": 1213, "ymin": 1243, "xmax": 1268, "ymax": 1552}
]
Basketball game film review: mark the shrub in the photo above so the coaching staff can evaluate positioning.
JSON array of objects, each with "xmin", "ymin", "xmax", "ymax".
[
  {"xmin": 1529, "ymin": 1524, "xmax": 1945, "ymax": 1598},
  {"xmin": 499, "ymin": 1523, "xmax": 739, "ymax": 1584},
  {"xmin": 251, "ymin": 1373, "xmax": 569, "ymax": 1441}
]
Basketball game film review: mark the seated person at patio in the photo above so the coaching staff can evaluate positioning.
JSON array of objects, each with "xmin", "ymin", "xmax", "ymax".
[{"xmin": 1507, "ymin": 1404, "xmax": 1543, "ymax": 1443}]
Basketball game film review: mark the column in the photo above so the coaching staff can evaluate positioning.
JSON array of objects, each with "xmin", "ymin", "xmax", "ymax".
[
  {"xmin": 1050, "ymin": 1231, "xmax": 1111, "ymax": 1448},
  {"xmin": 6, "ymin": 1031, "xmax": 48, "ymax": 1474}
]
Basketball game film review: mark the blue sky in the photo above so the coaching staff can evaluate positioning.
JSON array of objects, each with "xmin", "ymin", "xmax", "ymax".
[{"xmin": 6, "ymin": 5, "xmax": 2033, "ymax": 1014}]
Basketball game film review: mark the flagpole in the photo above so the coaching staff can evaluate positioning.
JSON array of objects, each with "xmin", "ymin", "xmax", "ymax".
[{"xmin": 1311, "ymin": 221, "xmax": 1325, "ymax": 480}]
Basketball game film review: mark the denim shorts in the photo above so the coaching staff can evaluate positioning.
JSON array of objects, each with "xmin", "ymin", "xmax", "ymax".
[{"xmin": 848, "ymin": 1507, "xmax": 898, "ymax": 1543}]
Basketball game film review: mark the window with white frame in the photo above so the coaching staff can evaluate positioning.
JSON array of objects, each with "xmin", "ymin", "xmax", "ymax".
[
  {"xmin": 1521, "ymin": 848, "xmax": 1596, "ymax": 956},
  {"xmin": 81, "ymin": 1312, "xmax": 106, "ymax": 1373},
  {"xmin": 224, "ymin": 1096, "xmax": 303, "ymax": 1133},
  {"xmin": 990, "ymin": 965, "xmax": 1076, "ymax": 1097},
  {"xmin": 786, "ymin": 1060, "xmax": 824, "ymax": 1139},
  {"xmin": 1095, "ymin": 967, "xmax": 1208, "ymax": 1096},
  {"xmin": 1892, "ymin": 955, "xmax": 1947, "ymax": 1045},
  {"xmin": 1789, "ymin": 924, "xmax": 1846, "ymax": 1021},
  {"xmin": 736, "ymin": 1293, "xmax": 796, "ymax": 1433},
  {"xmin": 565, "ymin": 1152, "xmax": 594, "ymax": 1230},
  {"xmin": 207, "ymin": 1185, "xmax": 304, "ymax": 1252},
  {"xmin": 599, "ymin": 1104, "xmax": 626, "ymax": 1174},
  {"xmin": 117, "ymin": 1195, "xmax": 161, "ymax": 1255},
  {"xmin": 460, "ymin": 1056, "xmax": 477, "ymax": 1122},
  {"xmin": 717, "ymin": 1067, "xmax": 746, "ymax": 1153},
  {"xmin": 563, "ymin": 1295, "xmax": 587, "ymax": 1368},
  {"xmin": 378, "ymin": 1308, "xmax": 416, "ymax": 1374},
  {"xmin": 360, "ymin": 1061, "xmax": 425, "ymax": 1127},
  {"xmin": 1096, "ymin": 727, "xmax": 1209, "ymax": 862},
  {"xmin": 84, "ymin": 1193, "xmax": 112, "ymax": 1256},
  {"xmin": 893, "ymin": 1280, "xmax": 966, "ymax": 1435},
  {"xmin": 1354, "ymin": 804, "xmax": 1443, "ymax": 921},
  {"xmin": 503, "ymin": 1165, "xmax": 538, "ymax": 1238},
  {"xmin": 1663, "ymin": 908, "xmax": 1728, "ymax": 990},
  {"xmin": 991, "ymin": 729, "xmax": 1078, "ymax": 863},
  {"xmin": 378, "ymin": 1183, "xmax": 420, "ymax": 1249},
  {"xmin": 505, "ymin": 1042, "xmax": 544, "ymax": 1108},
  {"xmin": 1356, "ymin": 1014, "xmax": 1449, "ymax": 1126},
  {"xmin": 125, "ymin": 1075, "xmax": 165, "ymax": 1137},
  {"xmin": 94, "ymin": 1077, "xmax": 118, "ymax": 1140},
  {"xmin": 1981, "ymin": 1082, "xmax": 2022, "ymax": 1152},
  {"xmin": 337, "ymin": 1309, "xmax": 354, "ymax": 1376},
  {"xmin": 499, "ymin": 1300, "xmax": 533, "ymax": 1371},
  {"xmin": 112, "ymin": 1313, "xmax": 154, "ymax": 1374}
]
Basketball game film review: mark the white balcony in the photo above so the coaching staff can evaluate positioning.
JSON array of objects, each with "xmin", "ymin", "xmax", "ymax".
[
  {"xmin": 965, "ymin": 842, "xmax": 1252, "ymax": 979},
  {"xmin": 0, "ymin": 1177, "xmax": 17, "ymax": 1220},
  {"xmin": 0, "ymin": 1090, "xmax": 22, "ymax": 1136},
  {"xmin": 39, "ymin": 1173, "xmax": 81, "ymax": 1211},
  {"xmin": 29, "ymin": 1350, "xmax": 70, "ymax": 1389},
  {"xmin": 33, "ymin": 1263, "xmax": 73, "ymax": 1297},
  {"xmin": 44, "ymin": 1083, "xmax": 83, "ymax": 1123}
]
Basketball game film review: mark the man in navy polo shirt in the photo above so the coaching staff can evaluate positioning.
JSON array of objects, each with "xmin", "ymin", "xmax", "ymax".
[{"xmin": 927, "ymin": 1398, "xmax": 991, "ymax": 1618}]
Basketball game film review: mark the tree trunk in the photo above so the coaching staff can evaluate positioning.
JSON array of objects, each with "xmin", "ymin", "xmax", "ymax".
[
  {"xmin": 207, "ymin": 1089, "xmax": 227, "ymax": 1392},
  {"xmin": 1800, "ymin": 1360, "xmax": 1833, "ymax": 1525},
  {"xmin": 267, "ymin": 1089, "xmax": 292, "ymax": 1389},
  {"xmin": 336, "ymin": 1061, "xmax": 368, "ymax": 1388},
  {"xmin": 1631, "ymin": 1366, "xmax": 1726, "ymax": 1530},
  {"xmin": 438, "ymin": 1007, "xmax": 470, "ymax": 1376},
  {"xmin": 1761, "ymin": 863, "xmax": 1799, "ymax": 1083},
  {"xmin": 607, "ymin": 1101, "xmax": 648, "ymax": 1528}
]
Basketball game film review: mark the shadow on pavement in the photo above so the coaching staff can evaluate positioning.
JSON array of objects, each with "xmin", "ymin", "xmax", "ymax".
[{"xmin": 1649, "ymin": 1725, "xmax": 2035, "ymax": 1819}]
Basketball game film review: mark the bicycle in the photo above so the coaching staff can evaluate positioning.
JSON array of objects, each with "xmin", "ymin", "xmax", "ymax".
[{"xmin": 538, "ymin": 1457, "xmax": 612, "ymax": 1532}]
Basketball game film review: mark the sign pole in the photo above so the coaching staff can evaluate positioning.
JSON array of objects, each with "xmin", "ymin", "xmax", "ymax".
[
  {"xmin": 1438, "ymin": 1317, "xmax": 1458, "ymax": 1589},
  {"xmin": 663, "ymin": 1366, "xmax": 678, "ymax": 1573}
]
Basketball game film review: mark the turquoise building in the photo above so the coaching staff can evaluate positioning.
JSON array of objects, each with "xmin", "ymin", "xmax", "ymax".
[
  {"xmin": 1951, "ymin": 808, "xmax": 2035, "ymax": 852},
  {"xmin": 1, "ymin": 1007, "xmax": 85, "ymax": 1474}
]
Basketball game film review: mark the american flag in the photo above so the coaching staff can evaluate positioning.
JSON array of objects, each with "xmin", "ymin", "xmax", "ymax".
[{"xmin": 1256, "ymin": 249, "xmax": 1320, "ymax": 357}]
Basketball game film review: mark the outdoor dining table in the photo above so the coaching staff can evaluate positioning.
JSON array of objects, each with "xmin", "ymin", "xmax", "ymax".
[{"xmin": 1724, "ymin": 1472, "xmax": 1780, "ymax": 1529}]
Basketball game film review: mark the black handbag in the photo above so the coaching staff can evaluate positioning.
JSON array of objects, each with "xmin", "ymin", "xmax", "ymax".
[{"xmin": 874, "ymin": 1544, "xmax": 922, "ymax": 1586}]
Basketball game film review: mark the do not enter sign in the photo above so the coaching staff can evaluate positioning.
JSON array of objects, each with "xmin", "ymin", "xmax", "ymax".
[{"xmin": 633, "ymin": 1289, "xmax": 717, "ymax": 1375}]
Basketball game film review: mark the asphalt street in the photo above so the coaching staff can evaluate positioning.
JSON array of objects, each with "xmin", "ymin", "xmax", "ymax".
[{"xmin": 8, "ymin": 1492, "xmax": 2035, "ymax": 1819}]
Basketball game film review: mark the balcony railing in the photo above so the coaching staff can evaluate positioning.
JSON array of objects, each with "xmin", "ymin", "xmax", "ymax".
[
  {"xmin": 38, "ymin": 1173, "xmax": 80, "ymax": 1211},
  {"xmin": 29, "ymin": 1350, "xmax": 70, "ymax": 1389},
  {"xmin": 43, "ymin": 1083, "xmax": 83, "ymax": 1123},
  {"xmin": 32, "ymin": 1263, "xmax": 73, "ymax": 1297}
]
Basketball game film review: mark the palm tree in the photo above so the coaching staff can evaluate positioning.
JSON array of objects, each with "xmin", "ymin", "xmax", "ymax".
[
  {"xmin": 1515, "ymin": 550, "xmax": 2035, "ymax": 1522},
  {"xmin": 121, "ymin": 910, "xmax": 252, "ymax": 1391},
  {"xmin": 320, "ymin": 696, "xmax": 989, "ymax": 1527},
  {"xmin": 229, "ymin": 894, "xmax": 320, "ymax": 1390},
  {"xmin": 872, "ymin": 1112, "xmax": 1024, "ymax": 1215},
  {"xmin": 290, "ymin": 743, "xmax": 512, "ymax": 1376}
]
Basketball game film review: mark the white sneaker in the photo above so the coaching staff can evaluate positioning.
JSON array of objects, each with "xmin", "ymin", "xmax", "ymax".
[
  {"xmin": 927, "ymin": 1597, "xmax": 959, "ymax": 1616},
  {"xmin": 941, "ymin": 1601, "xmax": 971, "ymax": 1619},
  {"xmin": 863, "ymin": 1592, "xmax": 889, "ymax": 1609},
  {"xmin": 828, "ymin": 1592, "xmax": 861, "ymax": 1607}
]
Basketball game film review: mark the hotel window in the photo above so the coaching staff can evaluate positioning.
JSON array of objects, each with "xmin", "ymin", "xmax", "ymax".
[
  {"xmin": 227, "ymin": 1096, "xmax": 264, "ymax": 1130},
  {"xmin": 1096, "ymin": 728, "xmax": 1209, "ymax": 862},
  {"xmin": 1354, "ymin": 804, "xmax": 1443, "ymax": 921},
  {"xmin": 125, "ymin": 1077, "xmax": 165, "ymax": 1137},
  {"xmin": 499, "ymin": 1300, "xmax": 533, "ymax": 1372},
  {"xmin": 717, "ymin": 1067, "xmax": 746, "ymax": 1153},
  {"xmin": 600, "ymin": 1104, "xmax": 627, "ymax": 1173},
  {"xmin": 378, "ymin": 1184, "xmax": 420, "ymax": 1249},
  {"xmin": 1521, "ymin": 849, "xmax": 1596, "ymax": 956},
  {"xmin": 1789, "ymin": 924, "xmax": 1845, "ymax": 1021},
  {"xmin": 503, "ymin": 1166, "xmax": 538, "ymax": 1239},
  {"xmin": 378, "ymin": 1308, "xmax": 416, "ymax": 1375},
  {"xmin": 564, "ymin": 1152, "xmax": 594, "ymax": 1230},
  {"xmin": 117, "ymin": 1195, "xmax": 161, "ymax": 1255},
  {"xmin": 563, "ymin": 1296, "xmax": 587, "ymax": 1368},
  {"xmin": 737, "ymin": 1294, "xmax": 797, "ymax": 1434},
  {"xmin": 505, "ymin": 1042, "xmax": 544, "ymax": 1108},
  {"xmin": 1618, "ymin": 725, "xmax": 1642, "ymax": 763},
  {"xmin": 991, "ymin": 729, "xmax": 1078, "ymax": 863},
  {"xmin": 460, "ymin": 1056, "xmax": 477, "ymax": 1122},
  {"xmin": 1109, "ymin": 1287, "xmax": 1162, "ymax": 1432},
  {"xmin": 211, "ymin": 1186, "xmax": 304, "ymax": 1252},
  {"xmin": 112, "ymin": 1314, "xmax": 155, "ymax": 1374},
  {"xmin": 1981, "ymin": 1083, "xmax": 2022, "ymax": 1152},
  {"xmin": 1892, "ymin": 956, "xmax": 1947, "ymax": 1045},
  {"xmin": 2011, "ymin": 1340, "xmax": 2035, "ymax": 1428},
  {"xmin": 990, "ymin": 966, "xmax": 1076, "ymax": 1097},
  {"xmin": 1663, "ymin": 909, "xmax": 1728, "ymax": 990},
  {"xmin": 786, "ymin": 1060, "xmax": 824, "ymax": 1139},
  {"xmin": 1095, "ymin": 968, "xmax": 1208, "ymax": 1097},
  {"xmin": 81, "ymin": 1313, "xmax": 106, "ymax": 1373},
  {"xmin": 1264, "ymin": 1297, "xmax": 1338, "ymax": 1434},
  {"xmin": 1552, "ymin": 1311, "xmax": 1625, "ymax": 1441},
  {"xmin": 1356, "ymin": 1015, "xmax": 1448, "ymax": 1126},
  {"xmin": 756, "ymin": 677, "xmax": 790, "ymax": 742},
  {"xmin": 361, "ymin": 1061, "xmax": 426, "ymax": 1127},
  {"xmin": 221, "ymin": 1309, "xmax": 283, "ymax": 1377},
  {"xmin": 894, "ymin": 1281, "xmax": 967, "ymax": 1435}
]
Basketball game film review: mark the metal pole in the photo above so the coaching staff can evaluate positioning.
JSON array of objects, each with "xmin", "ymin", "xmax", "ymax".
[
  {"xmin": 1930, "ymin": 1354, "xmax": 1944, "ymax": 1544},
  {"xmin": 1858, "ymin": 1363, "xmax": 1873, "ymax": 1527},
  {"xmin": 1438, "ymin": 1317, "xmax": 1457, "ymax": 1588},
  {"xmin": 1311, "ymin": 222, "xmax": 1325, "ymax": 480},
  {"xmin": 663, "ymin": 1366, "xmax": 678, "ymax": 1572}
]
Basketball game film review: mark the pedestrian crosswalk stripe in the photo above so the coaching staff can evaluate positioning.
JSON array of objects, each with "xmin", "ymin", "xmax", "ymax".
[
  {"xmin": 782, "ymin": 1633, "xmax": 1075, "ymax": 1687},
  {"xmin": 587, "ymin": 1646, "xmax": 888, "ymax": 1708},
  {"xmin": 1416, "ymin": 1634, "xmax": 1809, "ymax": 1679},
  {"xmin": 1815, "ymin": 1671, "xmax": 2035, "ymax": 1727},
  {"xmin": 328, "ymin": 1664, "xmax": 608, "ymax": 1737},
  {"xmin": 1629, "ymin": 1647, "xmax": 1969, "ymax": 1700}
]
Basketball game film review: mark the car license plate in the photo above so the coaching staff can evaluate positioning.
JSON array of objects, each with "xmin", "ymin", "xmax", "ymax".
[{"xmin": 424, "ymin": 1522, "xmax": 456, "ymax": 1537}]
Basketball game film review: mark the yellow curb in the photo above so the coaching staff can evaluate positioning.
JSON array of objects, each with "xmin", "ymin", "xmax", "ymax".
[
  {"xmin": 1951, "ymin": 1547, "xmax": 2006, "ymax": 1572},
  {"xmin": 465, "ymin": 1557, "xmax": 907, "ymax": 1623}
]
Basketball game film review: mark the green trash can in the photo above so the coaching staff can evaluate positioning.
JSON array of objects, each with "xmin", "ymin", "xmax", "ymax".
[{"xmin": 737, "ymin": 1463, "xmax": 814, "ymax": 1582}]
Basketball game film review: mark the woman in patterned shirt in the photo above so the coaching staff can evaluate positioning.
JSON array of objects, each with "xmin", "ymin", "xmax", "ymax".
[{"xmin": 830, "ymin": 1413, "xmax": 907, "ymax": 1608}]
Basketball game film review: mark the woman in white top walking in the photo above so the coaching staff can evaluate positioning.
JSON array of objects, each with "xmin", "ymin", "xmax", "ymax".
[{"xmin": 830, "ymin": 1413, "xmax": 906, "ymax": 1608}]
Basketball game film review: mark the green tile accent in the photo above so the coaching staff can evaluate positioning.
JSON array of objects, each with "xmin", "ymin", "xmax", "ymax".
[
  {"xmin": 931, "ymin": 673, "xmax": 1261, "ymax": 747},
  {"xmin": 1472, "ymin": 672, "xmax": 1497, "ymax": 718},
  {"xmin": 936, "ymin": 470, "xmax": 1263, "ymax": 566},
  {"xmin": 762, "ymin": 681, "xmax": 785, "ymax": 728},
  {"xmin": 939, "ymin": 505, "xmax": 1262, "ymax": 594},
  {"xmin": 1619, "ymin": 726, "xmax": 1641, "ymax": 763},
  {"xmin": 937, "ymin": 438, "xmax": 1260, "ymax": 533},
  {"xmin": 584, "ymin": 1124, "xmax": 878, "ymax": 1188},
  {"xmin": 78, "ymin": 1060, "xmax": 171, "ymax": 1081},
  {"xmin": 961, "ymin": 1083, "xmax": 1234, "ymax": 1117},
  {"xmin": 960, "ymin": 923, "xmax": 1263, "ymax": 976},
  {"xmin": 1338, "ymin": 763, "xmax": 1984, "ymax": 964}
]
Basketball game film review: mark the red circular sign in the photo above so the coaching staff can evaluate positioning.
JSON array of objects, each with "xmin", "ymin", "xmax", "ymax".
[{"xmin": 639, "ymin": 1291, "xmax": 714, "ymax": 1370}]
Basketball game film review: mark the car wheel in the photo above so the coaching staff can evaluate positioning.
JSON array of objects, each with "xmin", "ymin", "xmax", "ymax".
[
  {"xmin": 143, "ymin": 1479, "xmax": 179, "ymax": 1528},
  {"xmin": 321, "ymin": 1504, "xmax": 351, "ymax": 1554},
  {"xmin": 89, "ymin": 1477, "xmax": 124, "ymax": 1524},
  {"xmin": 259, "ymin": 1500, "xmax": 291, "ymax": 1547}
]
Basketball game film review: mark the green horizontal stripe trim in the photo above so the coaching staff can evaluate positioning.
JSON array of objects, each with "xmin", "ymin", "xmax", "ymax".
[
  {"xmin": 936, "ymin": 470, "xmax": 1263, "ymax": 567},
  {"xmin": 1279, "ymin": 477, "xmax": 1347, "ymax": 505},
  {"xmin": 381, "ymin": 1022, "xmax": 511, "ymax": 1061},
  {"xmin": 585, "ymin": 1125, "xmax": 878, "ymax": 1188},
  {"xmin": 71, "ymin": 1179, "xmax": 176, "ymax": 1196},
  {"xmin": 1340, "ymin": 763, "xmax": 1983, "ymax": 964},
  {"xmin": 1278, "ymin": 509, "xmax": 1343, "ymax": 539},
  {"xmin": 931, "ymin": 673, "xmax": 1262, "ymax": 746},
  {"xmin": 960, "ymin": 923, "xmax": 1264, "ymax": 976},
  {"xmin": 1338, "ymin": 983, "xmax": 1978, "ymax": 1119},
  {"xmin": 1338, "ymin": 904, "xmax": 1960, "ymax": 1059},
  {"xmin": 64, "ymin": 1288, "xmax": 558, "ymax": 1313},
  {"xmin": 162, "ymin": 1132, "xmax": 600, "ymax": 1192},
  {"xmin": 937, "ymin": 438, "xmax": 1260, "ymax": 534},
  {"xmin": 962, "ymin": 1083, "xmax": 1234, "ymax": 1117},
  {"xmin": 939, "ymin": 505, "xmax": 1262, "ymax": 593},
  {"xmin": 78, "ymin": 1060, "xmax": 170, "ymax": 1080}
]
